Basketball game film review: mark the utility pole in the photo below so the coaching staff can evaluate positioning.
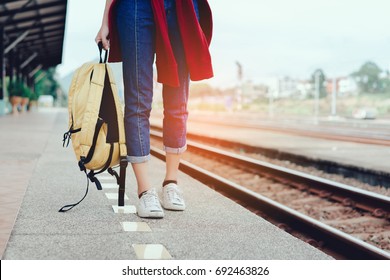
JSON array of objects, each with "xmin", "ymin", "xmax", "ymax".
[
  {"xmin": 314, "ymin": 71, "xmax": 320, "ymax": 124},
  {"xmin": 331, "ymin": 77, "xmax": 337, "ymax": 117},
  {"xmin": 235, "ymin": 61, "xmax": 242, "ymax": 110},
  {"xmin": 268, "ymin": 89, "xmax": 274, "ymax": 118},
  {"xmin": 0, "ymin": 25, "xmax": 5, "ymax": 116},
  {"xmin": 268, "ymin": 79, "xmax": 277, "ymax": 118}
]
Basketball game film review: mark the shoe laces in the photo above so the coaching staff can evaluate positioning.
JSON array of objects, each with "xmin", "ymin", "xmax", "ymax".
[
  {"xmin": 166, "ymin": 185, "xmax": 183, "ymax": 203},
  {"xmin": 142, "ymin": 190, "xmax": 160, "ymax": 209}
]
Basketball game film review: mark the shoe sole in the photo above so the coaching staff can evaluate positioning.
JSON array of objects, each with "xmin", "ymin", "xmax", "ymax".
[
  {"xmin": 162, "ymin": 203, "xmax": 185, "ymax": 211},
  {"xmin": 137, "ymin": 210, "xmax": 164, "ymax": 218}
]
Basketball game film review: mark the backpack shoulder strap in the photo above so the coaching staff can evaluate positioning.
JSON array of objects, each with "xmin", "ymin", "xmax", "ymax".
[{"xmin": 106, "ymin": 64, "xmax": 127, "ymax": 158}]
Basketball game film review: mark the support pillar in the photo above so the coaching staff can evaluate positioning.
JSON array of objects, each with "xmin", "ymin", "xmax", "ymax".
[{"xmin": 0, "ymin": 25, "xmax": 5, "ymax": 115}]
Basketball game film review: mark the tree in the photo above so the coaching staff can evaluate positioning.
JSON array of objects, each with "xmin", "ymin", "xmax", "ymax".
[
  {"xmin": 35, "ymin": 67, "xmax": 61, "ymax": 100},
  {"xmin": 352, "ymin": 61, "xmax": 382, "ymax": 93},
  {"xmin": 310, "ymin": 69, "xmax": 327, "ymax": 97}
]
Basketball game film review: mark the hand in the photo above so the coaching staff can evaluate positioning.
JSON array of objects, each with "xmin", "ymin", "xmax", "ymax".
[{"xmin": 95, "ymin": 24, "xmax": 110, "ymax": 50}]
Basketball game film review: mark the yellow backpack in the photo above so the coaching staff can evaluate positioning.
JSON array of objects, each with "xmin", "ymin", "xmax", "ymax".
[{"xmin": 60, "ymin": 44, "xmax": 128, "ymax": 212}]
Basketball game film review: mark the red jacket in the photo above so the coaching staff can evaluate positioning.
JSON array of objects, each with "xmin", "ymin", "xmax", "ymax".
[{"xmin": 108, "ymin": 0, "xmax": 213, "ymax": 87}]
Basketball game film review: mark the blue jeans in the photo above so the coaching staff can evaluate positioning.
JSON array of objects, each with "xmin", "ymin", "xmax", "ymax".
[{"xmin": 116, "ymin": 0, "xmax": 198, "ymax": 163}]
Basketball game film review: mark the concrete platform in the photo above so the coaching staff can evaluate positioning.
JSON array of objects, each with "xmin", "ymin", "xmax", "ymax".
[
  {"xmin": 0, "ymin": 108, "xmax": 60, "ymax": 258},
  {"xmin": 1, "ymin": 108, "xmax": 331, "ymax": 260}
]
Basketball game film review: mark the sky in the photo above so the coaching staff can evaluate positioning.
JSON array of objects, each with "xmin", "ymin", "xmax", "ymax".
[{"xmin": 57, "ymin": 0, "xmax": 390, "ymax": 88}]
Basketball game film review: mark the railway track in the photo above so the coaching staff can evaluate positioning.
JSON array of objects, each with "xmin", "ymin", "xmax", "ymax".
[
  {"xmin": 150, "ymin": 130, "xmax": 390, "ymax": 260},
  {"xmin": 151, "ymin": 124, "xmax": 390, "ymax": 188},
  {"xmin": 183, "ymin": 115, "xmax": 390, "ymax": 146}
]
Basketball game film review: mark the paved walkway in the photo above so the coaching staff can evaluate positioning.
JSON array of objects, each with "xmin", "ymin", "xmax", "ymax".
[
  {"xmin": 0, "ymin": 108, "xmax": 60, "ymax": 258},
  {"xmin": 1, "ymin": 108, "xmax": 331, "ymax": 260}
]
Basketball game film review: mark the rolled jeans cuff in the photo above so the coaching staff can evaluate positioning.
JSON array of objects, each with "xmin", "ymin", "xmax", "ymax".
[
  {"xmin": 164, "ymin": 144, "xmax": 187, "ymax": 154},
  {"xmin": 126, "ymin": 154, "xmax": 151, "ymax": 164}
]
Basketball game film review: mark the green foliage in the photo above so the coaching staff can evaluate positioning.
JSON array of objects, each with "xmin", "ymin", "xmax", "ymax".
[
  {"xmin": 7, "ymin": 79, "xmax": 33, "ymax": 98},
  {"xmin": 35, "ymin": 68, "xmax": 60, "ymax": 100},
  {"xmin": 352, "ymin": 61, "xmax": 387, "ymax": 93},
  {"xmin": 381, "ymin": 75, "xmax": 390, "ymax": 93},
  {"xmin": 310, "ymin": 69, "xmax": 327, "ymax": 98},
  {"xmin": 21, "ymin": 84, "xmax": 32, "ymax": 98},
  {"xmin": 7, "ymin": 80, "xmax": 23, "ymax": 97},
  {"xmin": 6, "ymin": 67, "xmax": 60, "ymax": 100},
  {"xmin": 29, "ymin": 90, "xmax": 39, "ymax": 101}
]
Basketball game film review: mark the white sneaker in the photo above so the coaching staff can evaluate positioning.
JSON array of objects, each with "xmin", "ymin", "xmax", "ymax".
[
  {"xmin": 137, "ymin": 188, "xmax": 164, "ymax": 218},
  {"xmin": 162, "ymin": 183, "xmax": 186, "ymax": 211}
]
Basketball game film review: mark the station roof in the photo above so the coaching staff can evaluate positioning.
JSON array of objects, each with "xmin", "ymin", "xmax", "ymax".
[{"xmin": 0, "ymin": 0, "xmax": 68, "ymax": 70}]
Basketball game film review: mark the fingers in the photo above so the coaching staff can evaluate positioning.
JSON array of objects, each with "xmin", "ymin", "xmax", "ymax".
[
  {"xmin": 95, "ymin": 38, "xmax": 109, "ymax": 50},
  {"xmin": 101, "ymin": 37, "xmax": 110, "ymax": 50},
  {"xmin": 95, "ymin": 28, "xmax": 110, "ymax": 50}
]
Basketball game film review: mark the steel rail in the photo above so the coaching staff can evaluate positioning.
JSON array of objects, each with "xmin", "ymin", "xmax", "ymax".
[
  {"xmin": 150, "ymin": 130, "xmax": 390, "ymax": 217},
  {"xmin": 151, "ymin": 147, "xmax": 390, "ymax": 260},
  {"xmin": 150, "ymin": 124, "xmax": 390, "ymax": 188},
  {"xmin": 182, "ymin": 116, "xmax": 390, "ymax": 146},
  {"xmin": 150, "ymin": 146, "xmax": 390, "ymax": 260}
]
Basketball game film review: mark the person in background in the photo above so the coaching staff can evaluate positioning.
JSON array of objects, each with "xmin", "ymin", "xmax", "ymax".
[{"xmin": 95, "ymin": 0, "xmax": 213, "ymax": 218}]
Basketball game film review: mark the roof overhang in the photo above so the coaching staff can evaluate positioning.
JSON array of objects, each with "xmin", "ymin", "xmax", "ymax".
[{"xmin": 0, "ymin": 0, "xmax": 67, "ymax": 70}]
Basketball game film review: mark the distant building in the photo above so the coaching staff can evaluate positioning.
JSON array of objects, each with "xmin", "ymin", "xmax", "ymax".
[
  {"xmin": 278, "ymin": 77, "xmax": 298, "ymax": 98},
  {"xmin": 326, "ymin": 76, "xmax": 358, "ymax": 96},
  {"xmin": 296, "ymin": 80, "xmax": 312, "ymax": 99},
  {"xmin": 264, "ymin": 77, "xmax": 311, "ymax": 99},
  {"xmin": 240, "ymin": 80, "xmax": 267, "ymax": 101},
  {"xmin": 338, "ymin": 77, "xmax": 358, "ymax": 96}
]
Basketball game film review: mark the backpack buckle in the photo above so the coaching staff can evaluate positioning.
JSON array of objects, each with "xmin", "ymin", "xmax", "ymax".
[{"xmin": 78, "ymin": 157, "xmax": 86, "ymax": 172}]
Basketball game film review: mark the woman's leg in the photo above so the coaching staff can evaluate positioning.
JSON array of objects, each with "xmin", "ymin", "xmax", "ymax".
[
  {"xmin": 162, "ymin": 0, "xmax": 199, "ymax": 178},
  {"xmin": 162, "ymin": 0, "xmax": 189, "ymax": 161},
  {"xmin": 132, "ymin": 162, "xmax": 150, "ymax": 195},
  {"xmin": 160, "ymin": 0, "xmax": 199, "ymax": 210},
  {"xmin": 165, "ymin": 153, "xmax": 180, "ymax": 182},
  {"xmin": 116, "ymin": 0, "xmax": 163, "ymax": 217}
]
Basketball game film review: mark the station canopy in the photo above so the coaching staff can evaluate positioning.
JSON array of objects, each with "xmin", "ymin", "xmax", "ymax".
[{"xmin": 0, "ymin": 0, "xmax": 67, "ymax": 69}]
